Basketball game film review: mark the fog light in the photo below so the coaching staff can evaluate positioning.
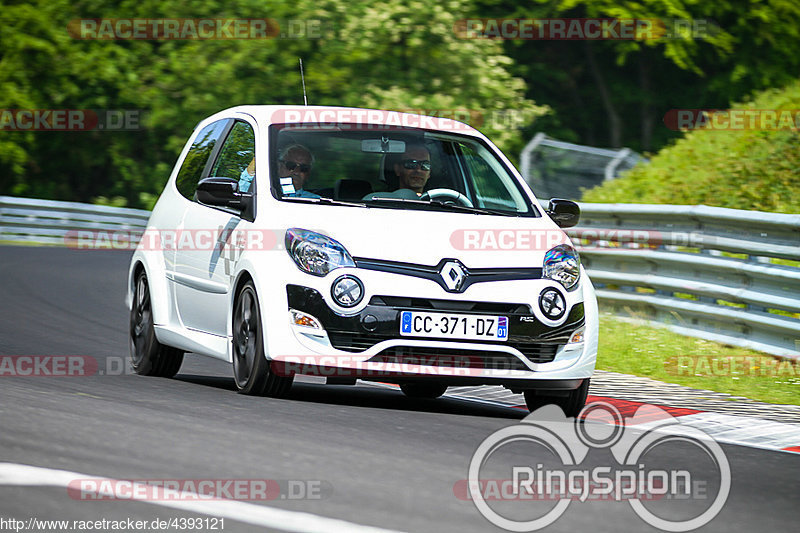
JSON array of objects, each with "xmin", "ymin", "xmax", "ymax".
[
  {"xmin": 331, "ymin": 275, "xmax": 364, "ymax": 307},
  {"xmin": 290, "ymin": 309, "xmax": 321, "ymax": 329},
  {"xmin": 539, "ymin": 288, "xmax": 566, "ymax": 320}
]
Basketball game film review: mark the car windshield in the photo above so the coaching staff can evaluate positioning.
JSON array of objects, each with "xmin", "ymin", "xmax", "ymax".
[{"xmin": 269, "ymin": 124, "xmax": 538, "ymax": 216}]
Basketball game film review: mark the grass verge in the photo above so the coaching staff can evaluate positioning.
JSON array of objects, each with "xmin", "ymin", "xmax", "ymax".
[{"xmin": 597, "ymin": 314, "xmax": 800, "ymax": 405}]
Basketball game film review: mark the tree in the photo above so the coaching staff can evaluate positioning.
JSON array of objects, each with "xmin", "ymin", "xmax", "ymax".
[
  {"xmin": 472, "ymin": 0, "xmax": 800, "ymax": 152},
  {"xmin": 0, "ymin": 0, "xmax": 542, "ymax": 207}
]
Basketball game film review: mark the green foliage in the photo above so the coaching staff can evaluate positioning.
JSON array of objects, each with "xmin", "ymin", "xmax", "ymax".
[
  {"xmin": 303, "ymin": 0, "xmax": 547, "ymax": 152},
  {"xmin": 2, "ymin": 0, "xmax": 799, "ymax": 209},
  {"xmin": 473, "ymin": 0, "xmax": 800, "ymax": 152},
  {"xmin": 583, "ymin": 80, "xmax": 800, "ymax": 213},
  {"xmin": 0, "ymin": 0, "xmax": 539, "ymax": 208}
]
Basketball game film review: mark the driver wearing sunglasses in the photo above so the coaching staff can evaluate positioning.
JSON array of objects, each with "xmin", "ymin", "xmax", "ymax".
[{"xmin": 394, "ymin": 144, "xmax": 431, "ymax": 195}]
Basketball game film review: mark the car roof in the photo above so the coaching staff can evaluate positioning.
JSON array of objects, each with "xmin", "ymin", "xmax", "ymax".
[{"xmin": 204, "ymin": 105, "xmax": 485, "ymax": 139}]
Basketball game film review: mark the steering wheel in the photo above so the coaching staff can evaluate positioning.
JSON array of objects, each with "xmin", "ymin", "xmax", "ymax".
[{"xmin": 419, "ymin": 188, "xmax": 474, "ymax": 207}]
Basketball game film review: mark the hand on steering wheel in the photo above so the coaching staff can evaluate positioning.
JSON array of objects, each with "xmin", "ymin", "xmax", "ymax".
[{"xmin": 419, "ymin": 188, "xmax": 474, "ymax": 207}]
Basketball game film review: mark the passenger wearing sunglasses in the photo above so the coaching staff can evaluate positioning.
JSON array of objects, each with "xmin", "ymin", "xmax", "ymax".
[
  {"xmin": 240, "ymin": 144, "xmax": 320, "ymax": 198},
  {"xmin": 277, "ymin": 144, "xmax": 319, "ymax": 198},
  {"xmin": 393, "ymin": 144, "xmax": 431, "ymax": 196}
]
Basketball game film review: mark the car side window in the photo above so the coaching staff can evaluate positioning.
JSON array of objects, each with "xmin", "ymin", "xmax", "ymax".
[
  {"xmin": 175, "ymin": 120, "xmax": 229, "ymax": 200},
  {"xmin": 211, "ymin": 121, "xmax": 256, "ymax": 192}
]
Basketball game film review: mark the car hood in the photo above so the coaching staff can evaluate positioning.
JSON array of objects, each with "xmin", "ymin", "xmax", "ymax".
[{"xmin": 264, "ymin": 203, "xmax": 572, "ymax": 269}]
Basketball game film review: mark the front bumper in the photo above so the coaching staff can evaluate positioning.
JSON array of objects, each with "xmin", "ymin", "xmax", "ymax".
[{"xmin": 277, "ymin": 284, "xmax": 593, "ymax": 389}]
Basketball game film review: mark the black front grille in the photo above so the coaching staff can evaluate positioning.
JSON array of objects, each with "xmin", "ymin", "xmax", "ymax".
[
  {"xmin": 513, "ymin": 342, "xmax": 560, "ymax": 363},
  {"xmin": 327, "ymin": 332, "xmax": 393, "ymax": 352},
  {"xmin": 328, "ymin": 331, "xmax": 560, "ymax": 364},
  {"xmin": 368, "ymin": 296, "xmax": 530, "ymax": 314},
  {"xmin": 353, "ymin": 257, "xmax": 543, "ymax": 293},
  {"xmin": 368, "ymin": 347, "xmax": 530, "ymax": 371}
]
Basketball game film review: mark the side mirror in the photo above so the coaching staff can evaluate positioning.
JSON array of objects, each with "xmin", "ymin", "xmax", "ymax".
[
  {"xmin": 196, "ymin": 177, "xmax": 255, "ymax": 221},
  {"xmin": 547, "ymin": 198, "xmax": 580, "ymax": 228},
  {"xmin": 197, "ymin": 177, "xmax": 249, "ymax": 208}
]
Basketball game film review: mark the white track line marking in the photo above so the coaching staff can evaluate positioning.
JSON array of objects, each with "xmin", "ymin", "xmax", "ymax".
[{"xmin": 0, "ymin": 463, "xmax": 405, "ymax": 533}]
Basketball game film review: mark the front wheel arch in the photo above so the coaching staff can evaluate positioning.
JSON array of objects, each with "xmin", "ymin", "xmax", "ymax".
[{"xmin": 231, "ymin": 279, "xmax": 293, "ymax": 397}]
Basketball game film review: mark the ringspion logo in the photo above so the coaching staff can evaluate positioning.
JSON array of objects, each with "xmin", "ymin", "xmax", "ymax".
[{"xmin": 465, "ymin": 402, "xmax": 730, "ymax": 531}]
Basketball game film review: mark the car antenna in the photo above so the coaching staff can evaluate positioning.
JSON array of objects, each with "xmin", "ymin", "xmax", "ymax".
[{"xmin": 299, "ymin": 58, "xmax": 308, "ymax": 106}]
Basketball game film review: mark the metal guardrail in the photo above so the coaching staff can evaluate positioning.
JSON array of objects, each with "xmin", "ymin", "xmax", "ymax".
[
  {"xmin": 573, "ymin": 204, "xmax": 800, "ymax": 359},
  {"xmin": 0, "ymin": 195, "xmax": 150, "ymax": 245},
  {"xmin": 2, "ymin": 195, "xmax": 798, "ymax": 357},
  {"xmin": 520, "ymin": 133, "xmax": 647, "ymax": 201}
]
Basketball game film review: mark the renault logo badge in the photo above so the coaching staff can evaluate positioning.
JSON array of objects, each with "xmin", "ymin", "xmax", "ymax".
[{"xmin": 440, "ymin": 260, "xmax": 468, "ymax": 292}]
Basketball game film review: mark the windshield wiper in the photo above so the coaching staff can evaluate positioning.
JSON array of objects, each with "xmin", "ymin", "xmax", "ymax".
[
  {"xmin": 286, "ymin": 195, "xmax": 522, "ymax": 216},
  {"xmin": 363, "ymin": 197, "xmax": 431, "ymax": 206},
  {"xmin": 426, "ymin": 200, "xmax": 521, "ymax": 216},
  {"xmin": 282, "ymin": 196, "xmax": 365, "ymax": 208},
  {"xmin": 365, "ymin": 196, "xmax": 520, "ymax": 216}
]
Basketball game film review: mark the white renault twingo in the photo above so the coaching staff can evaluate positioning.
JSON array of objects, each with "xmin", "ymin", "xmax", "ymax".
[{"xmin": 126, "ymin": 106, "xmax": 597, "ymax": 415}]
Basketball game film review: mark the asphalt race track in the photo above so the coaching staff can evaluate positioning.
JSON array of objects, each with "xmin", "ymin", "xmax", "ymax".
[{"xmin": 0, "ymin": 246, "xmax": 798, "ymax": 532}]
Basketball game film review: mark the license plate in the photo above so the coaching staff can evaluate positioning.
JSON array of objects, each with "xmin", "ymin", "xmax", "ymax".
[{"xmin": 399, "ymin": 311, "xmax": 508, "ymax": 341}]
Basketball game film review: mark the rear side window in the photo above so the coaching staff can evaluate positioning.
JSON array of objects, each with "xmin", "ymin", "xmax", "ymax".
[{"xmin": 175, "ymin": 120, "xmax": 229, "ymax": 200}]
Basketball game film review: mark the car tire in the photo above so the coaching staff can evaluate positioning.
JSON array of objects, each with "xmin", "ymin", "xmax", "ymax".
[
  {"xmin": 524, "ymin": 379, "xmax": 590, "ymax": 418},
  {"xmin": 400, "ymin": 382, "xmax": 448, "ymax": 399},
  {"xmin": 232, "ymin": 281, "xmax": 293, "ymax": 397},
  {"xmin": 130, "ymin": 271, "xmax": 184, "ymax": 378}
]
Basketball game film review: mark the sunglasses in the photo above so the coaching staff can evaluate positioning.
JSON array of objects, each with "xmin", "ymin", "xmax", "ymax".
[
  {"xmin": 280, "ymin": 160, "xmax": 312, "ymax": 173},
  {"xmin": 401, "ymin": 159, "xmax": 431, "ymax": 171}
]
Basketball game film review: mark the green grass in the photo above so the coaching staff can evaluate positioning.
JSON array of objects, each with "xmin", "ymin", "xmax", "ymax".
[{"xmin": 597, "ymin": 314, "xmax": 800, "ymax": 405}]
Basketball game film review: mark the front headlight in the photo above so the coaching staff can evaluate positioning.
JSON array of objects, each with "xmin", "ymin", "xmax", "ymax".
[
  {"xmin": 285, "ymin": 228, "xmax": 355, "ymax": 276},
  {"xmin": 544, "ymin": 244, "xmax": 580, "ymax": 289}
]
